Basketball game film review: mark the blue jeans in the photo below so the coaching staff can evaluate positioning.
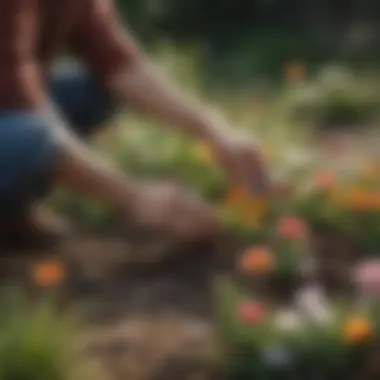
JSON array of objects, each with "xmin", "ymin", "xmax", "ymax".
[{"xmin": 0, "ymin": 63, "xmax": 117, "ymax": 216}]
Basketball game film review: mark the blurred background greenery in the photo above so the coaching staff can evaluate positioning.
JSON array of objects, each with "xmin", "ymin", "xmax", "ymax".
[{"xmin": 117, "ymin": 0, "xmax": 380, "ymax": 88}]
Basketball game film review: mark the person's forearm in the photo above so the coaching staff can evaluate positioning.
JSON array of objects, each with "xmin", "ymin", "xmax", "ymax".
[
  {"xmin": 108, "ymin": 60, "xmax": 230, "ymax": 144},
  {"xmin": 45, "ymin": 108, "xmax": 137, "ymax": 213},
  {"xmin": 55, "ymin": 138, "xmax": 137, "ymax": 213}
]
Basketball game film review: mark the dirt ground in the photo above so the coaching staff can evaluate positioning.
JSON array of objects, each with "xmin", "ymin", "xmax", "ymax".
[{"xmin": 0, "ymin": 234, "xmax": 231, "ymax": 380}]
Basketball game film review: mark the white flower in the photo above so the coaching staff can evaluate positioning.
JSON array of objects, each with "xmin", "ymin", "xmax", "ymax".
[
  {"xmin": 275, "ymin": 309, "xmax": 303, "ymax": 332},
  {"xmin": 295, "ymin": 286, "xmax": 332, "ymax": 323}
]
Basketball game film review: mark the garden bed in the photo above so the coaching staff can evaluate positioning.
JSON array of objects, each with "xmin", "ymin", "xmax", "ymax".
[
  {"xmin": 0, "ymin": 216, "xmax": 375, "ymax": 380},
  {"xmin": 2, "ymin": 86, "xmax": 380, "ymax": 378},
  {"xmin": 0, "ymin": 234, "xmax": 226, "ymax": 380}
]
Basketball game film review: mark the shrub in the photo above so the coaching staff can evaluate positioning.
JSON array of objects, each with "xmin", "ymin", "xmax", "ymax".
[{"xmin": 281, "ymin": 67, "xmax": 380, "ymax": 130}]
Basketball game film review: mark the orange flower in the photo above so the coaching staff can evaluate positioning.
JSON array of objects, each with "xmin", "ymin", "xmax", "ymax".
[
  {"xmin": 276, "ymin": 216, "xmax": 308, "ymax": 240},
  {"xmin": 32, "ymin": 260, "xmax": 65, "ymax": 287},
  {"xmin": 346, "ymin": 188, "xmax": 379, "ymax": 212},
  {"xmin": 240, "ymin": 245, "xmax": 275, "ymax": 274},
  {"xmin": 284, "ymin": 62, "xmax": 307, "ymax": 84},
  {"xmin": 239, "ymin": 302, "xmax": 267, "ymax": 325},
  {"xmin": 314, "ymin": 171, "xmax": 336, "ymax": 192},
  {"xmin": 226, "ymin": 188, "xmax": 269, "ymax": 227},
  {"xmin": 343, "ymin": 316, "xmax": 373, "ymax": 345},
  {"xmin": 226, "ymin": 187, "xmax": 247, "ymax": 205}
]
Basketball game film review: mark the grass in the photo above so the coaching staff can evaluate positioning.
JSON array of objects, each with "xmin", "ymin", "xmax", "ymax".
[{"xmin": 0, "ymin": 289, "xmax": 79, "ymax": 380}]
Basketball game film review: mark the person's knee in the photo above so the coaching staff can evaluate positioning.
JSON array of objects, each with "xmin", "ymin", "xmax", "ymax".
[
  {"xmin": 0, "ymin": 111, "xmax": 61, "ymax": 215},
  {"xmin": 50, "ymin": 62, "xmax": 119, "ymax": 137}
]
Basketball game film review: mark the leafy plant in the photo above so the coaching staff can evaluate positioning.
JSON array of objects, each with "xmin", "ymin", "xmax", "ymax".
[{"xmin": 0, "ymin": 289, "xmax": 78, "ymax": 380}]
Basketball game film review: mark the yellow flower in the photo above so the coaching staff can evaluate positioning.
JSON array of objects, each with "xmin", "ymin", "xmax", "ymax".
[
  {"xmin": 342, "ymin": 316, "xmax": 373, "ymax": 345},
  {"xmin": 226, "ymin": 187, "xmax": 270, "ymax": 227},
  {"xmin": 32, "ymin": 260, "xmax": 66, "ymax": 288},
  {"xmin": 195, "ymin": 142, "xmax": 214, "ymax": 164},
  {"xmin": 241, "ymin": 197, "xmax": 270, "ymax": 227}
]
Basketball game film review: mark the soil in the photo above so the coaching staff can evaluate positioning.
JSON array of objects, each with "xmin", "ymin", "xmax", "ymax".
[{"xmin": 0, "ymin": 233, "xmax": 235, "ymax": 380}]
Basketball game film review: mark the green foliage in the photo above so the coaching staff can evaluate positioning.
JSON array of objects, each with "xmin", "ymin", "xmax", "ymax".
[
  {"xmin": 116, "ymin": 0, "xmax": 380, "ymax": 82},
  {"xmin": 294, "ymin": 168, "xmax": 380, "ymax": 254},
  {"xmin": 278, "ymin": 67, "xmax": 380, "ymax": 129},
  {"xmin": 0, "ymin": 289, "xmax": 77, "ymax": 380}
]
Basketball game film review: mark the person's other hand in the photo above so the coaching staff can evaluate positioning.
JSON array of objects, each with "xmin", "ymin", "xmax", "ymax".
[
  {"xmin": 212, "ymin": 131, "xmax": 271, "ymax": 195},
  {"xmin": 128, "ymin": 181, "xmax": 220, "ymax": 242}
]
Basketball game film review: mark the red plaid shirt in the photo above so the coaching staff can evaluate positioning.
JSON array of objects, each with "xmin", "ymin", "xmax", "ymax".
[{"xmin": 0, "ymin": 0, "xmax": 140, "ymax": 110}]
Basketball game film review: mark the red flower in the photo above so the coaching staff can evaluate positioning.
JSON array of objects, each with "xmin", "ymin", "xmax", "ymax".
[
  {"xmin": 239, "ymin": 302, "xmax": 267, "ymax": 325},
  {"xmin": 277, "ymin": 216, "xmax": 308, "ymax": 240}
]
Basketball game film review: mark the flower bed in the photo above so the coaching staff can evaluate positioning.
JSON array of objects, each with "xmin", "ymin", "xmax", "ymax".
[
  {"xmin": 234, "ymin": 215, "xmax": 313, "ymax": 302},
  {"xmin": 216, "ymin": 238, "xmax": 380, "ymax": 379},
  {"xmin": 214, "ymin": 153, "xmax": 380, "ymax": 379},
  {"xmin": 45, "ymin": 94, "xmax": 380, "ymax": 379},
  {"xmin": 216, "ymin": 278, "xmax": 380, "ymax": 379}
]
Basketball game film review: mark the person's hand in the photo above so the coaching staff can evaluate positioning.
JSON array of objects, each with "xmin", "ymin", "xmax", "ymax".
[
  {"xmin": 128, "ymin": 181, "xmax": 220, "ymax": 242},
  {"xmin": 212, "ymin": 130, "xmax": 271, "ymax": 195}
]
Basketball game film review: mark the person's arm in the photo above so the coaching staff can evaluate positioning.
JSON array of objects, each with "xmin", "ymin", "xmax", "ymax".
[
  {"xmin": 45, "ymin": 108, "xmax": 138, "ymax": 213},
  {"xmin": 39, "ymin": 106, "xmax": 219, "ymax": 240},
  {"xmin": 69, "ymin": 0, "xmax": 230, "ymax": 146},
  {"xmin": 69, "ymin": 0, "xmax": 269, "ymax": 193},
  {"xmin": 109, "ymin": 60, "xmax": 231, "ymax": 145}
]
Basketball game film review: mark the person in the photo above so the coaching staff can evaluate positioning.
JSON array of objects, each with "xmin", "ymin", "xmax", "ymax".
[{"xmin": 0, "ymin": 0, "xmax": 269, "ymax": 248}]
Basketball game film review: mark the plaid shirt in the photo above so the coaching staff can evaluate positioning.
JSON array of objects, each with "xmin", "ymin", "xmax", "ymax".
[{"xmin": 0, "ymin": 0, "xmax": 140, "ymax": 110}]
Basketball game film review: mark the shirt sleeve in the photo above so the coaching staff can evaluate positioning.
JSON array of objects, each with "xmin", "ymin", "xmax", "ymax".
[{"xmin": 69, "ymin": 0, "xmax": 142, "ymax": 84}]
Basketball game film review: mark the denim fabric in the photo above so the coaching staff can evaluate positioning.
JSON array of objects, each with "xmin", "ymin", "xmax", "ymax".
[
  {"xmin": 0, "ymin": 63, "xmax": 116, "ymax": 215},
  {"xmin": 49, "ymin": 63, "xmax": 117, "ymax": 136}
]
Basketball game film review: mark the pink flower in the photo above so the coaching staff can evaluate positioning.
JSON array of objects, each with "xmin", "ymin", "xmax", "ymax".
[
  {"xmin": 354, "ymin": 259, "xmax": 380, "ymax": 296},
  {"xmin": 239, "ymin": 302, "xmax": 267, "ymax": 325},
  {"xmin": 276, "ymin": 216, "xmax": 308, "ymax": 240},
  {"xmin": 313, "ymin": 171, "xmax": 336, "ymax": 192}
]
